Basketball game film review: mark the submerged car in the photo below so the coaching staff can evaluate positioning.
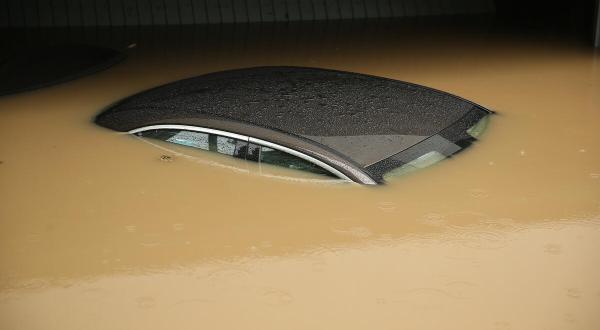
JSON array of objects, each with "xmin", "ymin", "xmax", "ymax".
[{"xmin": 95, "ymin": 66, "xmax": 491, "ymax": 185}]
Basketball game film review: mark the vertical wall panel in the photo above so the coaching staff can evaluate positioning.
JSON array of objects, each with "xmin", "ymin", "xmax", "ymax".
[
  {"xmin": 430, "ymin": 0, "xmax": 440, "ymax": 15},
  {"xmin": 164, "ymin": 0, "xmax": 180, "ymax": 24},
  {"xmin": 313, "ymin": 0, "xmax": 327, "ymax": 20},
  {"xmin": 430, "ymin": 0, "xmax": 442, "ymax": 15},
  {"xmin": 594, "ymin": 0, "xmax": 600, "ymax": 48},
  {"xmin": 351, "ymin": 0, "xmax": 365, "ymax": 19},
  {"xmin": 285, "ymin": 0, "xmax": 301, "ymax": 21},
  {"xmin": 52, "ymin": 0, "xmax": 68, "ymax": 26},
  {"xmin": 8, "ymin": 0, "xmax": 25, "ymax": 27},
  {"xmin": 260, "ymin": 0, "xmax": 275, "ymax": 22},
  {"xmin": 451, "ymin": 0, "xmax": 469, "ymax": 15},
  {"xmin": 192, "ymin": 0, "xmax": 207, "ymax": 24},
  {"xmin": 461, "ymin": 0, "xmax": 477, "ymax": 14},
  {"xmin": 469, "ymin": 0, "xmax": 491, "ymax": 13},
  {"xmin": 206, "ymin": 0, "xmax": 221, "ymax": 24},
  {"xmin": 273, "ymin": 0, "xmax": 288, "ymax": 22},
  {"xmin": 232, "ymin": 0, "xmax": 248, "ymax": 23},
  {"xmin": 22, "ymin": 0, "xmax": 39, "ymax": 27},
  {"xmin": 149, "ymin": 0, "xmax": 166, "ymax": 24},
  {"xmin": 324, "ymin": 0, "xmax": 340, "ymax": 20},
  {"xmin": 364, "ymin": 0, "xmax": 379, "ymax": 18},
  {"xmin": 299, "ymin": 1, "xmax": 314, "ymax": 21},
  {"xmin": 67, "ymin": 0, "xmax": 83, "ymax": 26},
  {"xmin": 377, "ymin": 0, "xmax": 392, "ymax": 18},
  {"xmin": 438, "ymin": 0, "xmax": 454, "ymax": 15},
  {"xmin": 81, "ymin": 0, "xmax": 97, "ymax": 26},
  {"xmin": 220, "ymin": 0, "xmax": 234, "ymax": 23},
  {"xmin": 123, "ymin": 0, "xmax": 140, "ymax": 25},
  {"xmin": 0, "ymin": 0, "xmax": 8, "ymax": 27},
  {"xmin": 403, "ymin": 0, "xmax": 417, "ymax": 17},
  {"xmin": 390, "ymin": 0, "xmax": 404, "ymax": 17},
  {"xmin": 1, "ymin": 0, "xmax": 496, "ymax": 27},
  {"xmin": 339, "ymin": 0, "xmax": 353, "ymax": 19},
  {"xmin": 137, "ymin": 0, "xmax": 153, "ymax": 25},
  {"xmin": 95, "ymin": 0, "xmax": 112, "ymax": 26},
  {"xmin": 246, "ymin": 0, "xmax": 261, "ymax": 22},
  {"xmin": 414, "ymin": 0, "xmax": 428, "ymax": 16},
  {"xmin": 179, "ymin": 0, "xmax": 195, "ymax": 24},
  {"xmin": 38, "ymin": 0, "xmax": 54, "ymax": 26},
  {"xmin": 109, "ymin": 0, "xmax": 126, "ymax": 26}
]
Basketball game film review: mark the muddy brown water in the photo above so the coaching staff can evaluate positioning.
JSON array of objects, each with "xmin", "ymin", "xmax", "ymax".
[{"xmin": 1, "ymin": 25, "xmax": 599, "ymax": 329}]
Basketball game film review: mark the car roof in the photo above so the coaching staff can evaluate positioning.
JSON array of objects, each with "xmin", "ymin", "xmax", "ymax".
[{"xmin": 95, "ymin": 66, "xmax": 488, "ymax": 172}]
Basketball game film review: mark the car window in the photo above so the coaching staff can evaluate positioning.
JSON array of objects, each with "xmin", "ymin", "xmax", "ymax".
[
  {"xmin": 136, "ymin": 129, "xmax": 339, "ymax": 179},
  {"xmin": 167, "ymin": 130, "xmax": 209, "ymax": 150},
  {"xmin": 259, "ymin": 146, "xmax": 337, "ymax": 178},
  {"xmin": 215, "ymin": 136, "xmax": 237, "ymax": 155},
  {"xmin": 136, "ymin": 129, "xmax": 247, "ymax": 158}
]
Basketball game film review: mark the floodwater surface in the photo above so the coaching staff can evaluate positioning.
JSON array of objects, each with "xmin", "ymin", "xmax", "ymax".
[{"xmin": 0, "ymin": 25, "xmax": 599, "ymax": 330}]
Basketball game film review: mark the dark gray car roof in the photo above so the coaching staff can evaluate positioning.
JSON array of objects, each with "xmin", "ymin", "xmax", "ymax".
[{"xmin": 96, "ymin": 66, "xmax": 483, "ymax": 168}]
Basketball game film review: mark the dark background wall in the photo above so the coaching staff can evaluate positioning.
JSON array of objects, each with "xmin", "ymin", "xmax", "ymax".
[
  {"xmin": 0, "ymin": 0, "xmax": 494, "ymax": 27},
  {"xmin": 1, "ymin": 0, "xmax": 598, "ymax": 47}
]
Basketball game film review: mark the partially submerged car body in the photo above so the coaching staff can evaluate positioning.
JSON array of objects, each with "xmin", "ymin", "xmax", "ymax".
[{"xmin": 95, "ymin": 66, "xmax": 491, "ymax": 184}]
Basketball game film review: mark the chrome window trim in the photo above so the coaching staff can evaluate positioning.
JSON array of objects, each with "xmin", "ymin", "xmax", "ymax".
[
  {"xmin": 129, "ymin": 124, "xmax": 249, "ymax": 141},
  {"xmin": 248, "ymin": 137, "xmax": 353, "ymax": 182},
  {"xmin": 128, "ymin": 125, "xmax": 354, "ymax": 182}
]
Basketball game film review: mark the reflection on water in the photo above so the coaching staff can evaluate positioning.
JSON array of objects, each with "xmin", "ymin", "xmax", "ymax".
[{"xmin": 0, "ymin": 22, "xmax": 599, "ymax": 329}]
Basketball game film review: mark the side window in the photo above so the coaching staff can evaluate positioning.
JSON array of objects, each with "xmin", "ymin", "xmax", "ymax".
[
  {"xmin": 136, "ymin": 129, "xmax": 247, "ymax": 158},
  {"xmin": 246, "ymin": 143, "xmax": 260, "ymax": 162},
  {"xmin": 259, "ymin": 146, "xmax": 337, "ymax": 178},
  {"xmin": 134, "ymin": 129, "xmax": 338, "ymax": 179},
  {"xmin": 215, "ymin": 136, "xmax": 237, "ymax": 155},
  {"xmin": 167, "ymin": 130, "xmax": 209, "ymax": 150}
]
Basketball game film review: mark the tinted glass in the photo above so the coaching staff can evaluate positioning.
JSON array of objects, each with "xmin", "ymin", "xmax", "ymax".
[
  {"xmin": 246, "ymin": 143, "xmax": 261, "ymax": 162},
  {"xmin": 135, "ymin": 129, "xmax": 337, "ymax": 179},
  {"xmin": 259, "ymin": 146, "xmax": 336, "ymax": 178},
  {"xmin": 167, "ymin": 130, "xmax": 209, "ymax": 150},
  {"xmin": 136, "ymin": 129, "xmax": 247, "ymax": 158},
  {"xmin": 216, "ymin": 136, "xmax": 236, "ymax": 155}
]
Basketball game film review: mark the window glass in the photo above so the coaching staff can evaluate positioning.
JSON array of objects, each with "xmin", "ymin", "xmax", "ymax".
[
  {"xmin": 135, "ymin": 129, "xmax": 338, "ymax": 179},
  {"xmin": 216, "ymin": 136, "xmax": 236, "ymax": 155},
  {"xmin": 136, "ymin": 129, "xmax": 247, "ymax": 159},
  {"xmin": 166, "ymin": 130, "xmax": 209, "ymax": 150},
  {"xmin": 137, "ymin": 129, "xmax": 210, "ymax": 151},
  {"xmin": 246, "ymin": 143, "xmax": 260, "ymax": 162},
  {"xmin": 259, "ymin": 146, "xmax": 336, "ymax": 178},
  {"xmin": 136, "ymin": 129, "xmax": 177, "ymax": 141}
]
